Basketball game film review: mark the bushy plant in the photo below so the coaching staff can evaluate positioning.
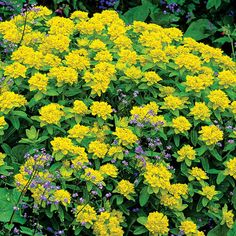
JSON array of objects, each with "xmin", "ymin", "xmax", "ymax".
[{"xmin": 0, "ymin": 6, "xmax": 236, "ymax": 236}]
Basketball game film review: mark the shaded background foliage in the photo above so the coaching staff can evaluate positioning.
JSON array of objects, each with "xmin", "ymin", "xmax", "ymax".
[{"xmin": 0, "ymin": 0, "xmax": 236, "ymax": 57}]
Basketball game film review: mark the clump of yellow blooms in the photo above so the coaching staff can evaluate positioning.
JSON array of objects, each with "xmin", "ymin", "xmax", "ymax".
[
  {"xmin": 189, "ymin": 102, "xmax": 211, "ymax": 121},
  {"xmin": 161, "ymin": 95, "xmax": 188, "ymax": 110},
  {"xmin": 0, "ymin": 152, "xmax": 6, "ymax": 166},
  {"xmin": 172, "ymin": 116, "xmax": 192, "ymax": 134},
  {"xmin": 179, "ymin": 220, "xmax": 197, "ymax": 235},
  {"xmin": 208, "ymin": 90, "xmax": 230, "ymax": 111},
  {"xmin": 68, "ymin": 124, "xmax": 89, "ymax": 140},
  {"xmin": 51, "ymin": 137, "xmax": 77, "ymax": 156},
  {"xmin": 73, "ymin": 100, "xmax": 89, "ymax": 115},
  {"xmin": 115, "ymin": 180, "xmax": 135, "ymax": 199},
  {"xmin": 145, "ymin": 212, "xmax": 169, "ymax": 235},
  {"xmin": 88, "ymin": 140, "xmax": 108, "ymax": 159},
  {"xmin": 82, "ymin": 168, "xmax": 104, "ymax": 185},
  {"xmin": 100, "ymin": 164, "xmax": 118, "ymax": 178},
  {"xmin": 224, "ymin": 157, "xmax": 236, "ymax": 179},
  {"xmin": 48, "ymin": 66, "xmax": 78, "ymax": 86},
  {"xmin": 39, "ymin": 103, "xmax": 64, "ymax": 126},
  {"xmin": 53, "ymin": 189, "xmax": 71, "ymax": 206},
  {"xmin": 177, "ymin": 145, "xmax": 196, "ymax": 162},
  {"xmin": 113, "ymin": 128, "xmax": 138, "ymax": 146},
  {"xmin": 0, "ymin": 116, "xmax": 7, "ymax": 132},
  {"xmin": 75, "ymin": 204, "xmax": 97, "ymax": 225},
  {"xmin": 189, "ymin": 167, "xmax": 208, "ymax": 181},
  {"xmin": 221, "ymin": 206, "xmax": 235, "ymax": 229},
  {"xmin": 4, "ymin": 62, "xmax": 27, "ymax": 78},
  {"xmin": 199, "ymin": 125, "xmax": 223, "ymax": 145},
  {"xmin": 218, "ymin": 70, "xmax": 236, "ymax": 88},
  {"xmin": 28, "ymin": 73, "xmax": 49, "ymax": 92},
  {"xmin": 200, "ymin": 185, "xmax": 217, "ymax": 200},
  {"xmin": 93, "ymin": 210, "xmax": 124, "ymax": 236},
  {"xmin": 90, "ymin": 101, "xmax": 112, "ymax": 120},
  {"xmin": 144, "ymin": 162, "xmax": 172, "ymax": 192},
  {"xmin": 0, "ymin": 91, "xmax": 27, "ymax": 114}
]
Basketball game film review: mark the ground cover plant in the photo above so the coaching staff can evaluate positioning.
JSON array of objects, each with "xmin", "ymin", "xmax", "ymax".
[{"xmin": 0, "ymin": 5, "xmax": 236, "ymax": 236}]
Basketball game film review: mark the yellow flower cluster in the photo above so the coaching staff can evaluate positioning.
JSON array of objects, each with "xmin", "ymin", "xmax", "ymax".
[
  {"xmin": 0, "ymin": 152, "xmax": 6, "ymax": 166},
  {"xmin": 208, "ymin": 90, "xmax": 230, "ymax": 111},
  {"xmin": 28, "ymin": 73, "xmax": 49, "ymax": 92},
  {"xmin": 0, "ymin": 116, "xmax": 7, "ymax": 130},
  {"xmin": 73, "ymin": 100, "xmax": 89, "ymax": 115},
  {"xmin": 145, "ymin": 212, "xmax": 169, "ymax": 235},
  {"xmin": 75, "ymin": 204, "xmax": 97, "ymax": 225},
  {"xmin": 144, "ymin": 162, "xmax": 172, "ymax": 192},
  {"xmin": 68, "ymin": 124, "xmax": 89, "ymax": 140},
  {"xmin": 190, "ymin": 102, "xmax": 211, "ymax": 121},
  {"xmin": 113, "ymin": 127, "xmax": 138, "ymax": 146},
  {"xmin": 200, "ymin": 185, "xmax": 217, "ymax": 200},
  {"xmin": 180, "ymin": 220, "xmax": 197, "ymax": 235},
  {"xmin": 39, "ymin": 103, "xmax": 64, "ymax": 126},
  {"xmin": 218, "ymin": 70, "xmax": 236, "ymax": 88},
  {"xmin": 90, "ymin": 101, "xmax": 112, "ymax": 120},
  {"xmin": 172, "ymin": 116, "xmax": 192, "ymax": 134},
  {"xmin": 93, "ymin": 210, "xmax": 124, "ymax": 236},
  {"xmin": 115, "ymin": 180, "xmax": 135, "ymax": 199},
  {"xmin": 224, "ymin": 157, "xmax": 236, "ymax": 179},
  {"xmin": 189, "ymin": 167, "xmax": 208, "ymax": 181},
  {"xmin": 161, "ymin": 95, "xmax": 188, "ymax": 110},
  {"xmin": 88, "ymin": 140, "xmax": 108, "ymax": 159},
  {"xmin": 4, "ymin": 62, "xmax": 27, "ymax": 78},
  {"xmin": 53, "ymin": 189, "xmax": 71, "ymax": 206},
  {"xmin": 199, "ymin": 125, "xmax": 223, "ymax": 145},
  {"xmin": 0, "ymin": 91, "xmax": 27, "ymax": 114},
  {"xmin": 100, "ymin": 164, "xmax": 118, "ymax": 178},
  {"xmin": 82, "ymin": 168, "xmax": 104, "ymax": 185},
  {"xmin": 51, "ymin": 137, "xmax": 77, "ymax": 156}
]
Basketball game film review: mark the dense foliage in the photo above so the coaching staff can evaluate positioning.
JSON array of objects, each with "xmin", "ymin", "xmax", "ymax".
[{"xmin": 0, "ymin": 5, "xmax": 236, "ymax": 236}]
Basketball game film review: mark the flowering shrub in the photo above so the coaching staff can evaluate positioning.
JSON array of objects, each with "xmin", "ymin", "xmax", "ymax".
[{"xmin": 0, "ymin": 6, "xmax": 236, "ymax": 236}]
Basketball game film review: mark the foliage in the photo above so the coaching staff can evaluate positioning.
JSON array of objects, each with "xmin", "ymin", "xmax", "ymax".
[{"xmin": 0, "ymin": 6, "xmax": 236, "ymax": 236}]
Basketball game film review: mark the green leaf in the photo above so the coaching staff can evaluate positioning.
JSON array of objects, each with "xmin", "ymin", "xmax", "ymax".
[
  {"xmin": 206, "ymin": 0, "xmax": 221, "ymax": 9},
  {"xmin": 137, "ymin": 216, "xmax": 147, "ymax": 225},
  {"xmin": 139, "ymin": 186, "xmax": 150, "ymax": 207},
  {"xmin": 190, "ymin": 129, "xmax": 198, "ymax": 146},
  {"xmin": 184, "ymin": 19, "xmax": 217, "ymax": 41},
  {"xmin": 207, "ymin": 224, "xmax": 228, "ymax": 236},
  {"xmin": 133, "ymin": 226, "xmax": 148, "ymax": 235},
  {"xmin": 210, "ymin": 149, "xmax": 222, "ymax": 161},
  {"xmin": 116, "ymin": 195, "xmax": 123, "ymax": 205},
  {"xmin": 10, "ymin": 116, "xmax": 20, "ymax": 130},
  {"xmin": 216, "ymin": 172, "xmax": 226, "ymax": 184},
  {"xmin": 123, "ymin": 5, "xmax": 150, "ymax": 24},
  {"xmin": 173, "ymin": 135, "xmax": 180, "ymax": 147},
  {"xmin": 232, "ymin": 188, "xmax": 236, "ymax": 210}
]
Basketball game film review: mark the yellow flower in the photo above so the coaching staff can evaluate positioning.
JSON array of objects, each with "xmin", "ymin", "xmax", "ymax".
[
  {"xmin": 115, "ymin": 180, "xmax": 135, "ymax": 199},
  {"xmin": 199, "ymin": 125, "xmax": 223, "ymax": 145},
  {"xmin": 224, "ymin": 157, "xmax": 236, "ymax": 179},
  {"xmin": 113, "ymin": 127, "xmax": 138, "ymax": 146},
  {"xmin": 184, "ymin": 75, "xmax": 206, "ymax": 92},
  {"xmin": 4, "ymin": 62, "xmax": 27, "ymax": 78},
  {"xmin": 90, "ymin": 101, "xmax": 112, "ymax": 120},
  {"xmin": 65, "ymin": 50, "xmax": 90, "ymax": 70},
  {"xmin": 145, "ymin": 212, "xmax": 169, "ymax": 235},
  {"xmin": 159, "ymin": 86, "xmax": 175, "ymax": 97},
  {"xmin": 0, "ymin": 116, "xmax": 7, "ymax": 129},
  {"xmin": 144, "ymin": 162, "xmax": 172, "ymax": 192},
  {"xmin": 89, "ymin": 39, "xmax": 106, "ymax": 50},
  {"xmin": 143, "ymin": 71, "xmax": 162, "ymax": 85},
  {"xmin": 222, "ymin": 206, "xmax": 234, "ymax": 228},
  {"xmin": 177, "ymin": 145, "xmax": 196, "ymax": 162},
  {"xmin": 0, "ymin": 152, "xmax": 6, "ymax": 166},
  {"xmin": 47, "ymin": 16, "xmax": 74, "ymax": 36},
  {"xmin": 230, "ymin": 101, "xmax": 236, "ymax": 115},
  {"xmin": 208, "ymin": 90, "xmax": 230, "ymax": 110},
  {"xmin": 124, "ymin": 66, "xmax": 142, "ymax": 80},
  {"xmin": 190, "ymin": 102, "xmax": 211, "ymax": 121},
  {"xmin": 28, "ymin": 73, "xmax": 48, "ymax": 92},
  {"xmin": 51, "ymin": 137, "xmax": 77, "ymax": 155},
  {"xmin": 48, "ymin": 66, "xmax": 78, "ymax": 86},
  {"xmin": 200, "ymin": 185, "xmax": 217, "ymax": 200},
  {"xmin": 100, "ymin": 164, "xmax": 118, "ymax": 178},
  {"xmin": 73, "ymin": 100, "xmax": 89, "ymax": 115},
  {"xmin": 53, "ymin": 189, "xmax": 71, "ymax": 206},
  {"xmin": 82, "ymin": 168, "xmax": 104, "ymax": 185},
  {"xmin": 189, "ymin": 167, "xmax": 208, "ymax": 181},
  {"xmin": 88, "ymin": 140, "xmax": 108, "ymax": 159},
  {"xmin": 39, "ymin": 103, "xmax": 64, "ymax": 126},
  {"xmin": 218, "ymin": 70, "xmax": 236, "ymax": 88},
  {"xmin": 180, "ymin": 220, "xmax": 197, "ymax": 235},
  {"xmin": 75, "ymin": 205, "xmax": 97, "ymax": 225},
  {"xmin": 172, "ymin": 116, "xmax": 192, "ymax": 134},
  {"xmin": 0, "ymin": 91, "xmax": 27, "ymax": 114},
  {"xmin": 68, "ymin": 124, "xmax": 89, "ymax": 140},
  {"xmin": 175, "ymin": 53, "xmax": 202, "ymax": 71},
  {"xmin": 161, "ymin": 95, "xmax": 187, "ymax": 110}
]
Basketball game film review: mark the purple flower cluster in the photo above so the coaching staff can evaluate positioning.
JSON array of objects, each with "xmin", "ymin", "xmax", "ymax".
[{"xmin": 98, "ymin": 0, "xmax": 118, "ymax": 10}]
